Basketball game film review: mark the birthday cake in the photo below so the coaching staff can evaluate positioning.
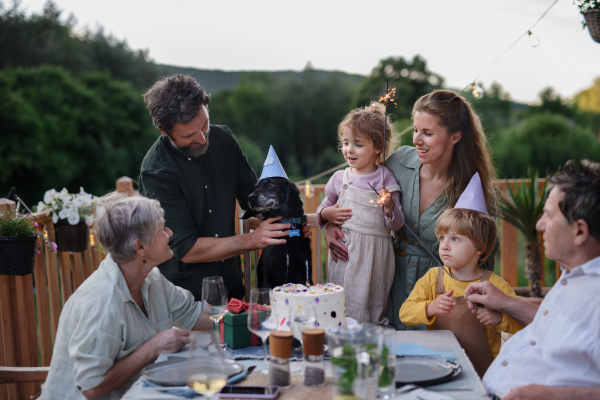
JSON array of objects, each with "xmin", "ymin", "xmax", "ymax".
[{"xmin": 272, "ymin": 283, "xmax": 346, "ymax": 332}]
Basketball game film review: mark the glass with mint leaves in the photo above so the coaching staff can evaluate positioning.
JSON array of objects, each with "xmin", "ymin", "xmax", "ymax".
[{"xmin": 327, "ymin": 324, "xmax": 383, "ymax": 400}]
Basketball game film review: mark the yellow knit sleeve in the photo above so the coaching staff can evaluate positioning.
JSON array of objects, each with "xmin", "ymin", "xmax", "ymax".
[
  {"xmin": 399, "ymin": 268, "xmax": 438, "ymax": 326},
  {"xmin": 488, "ymin": 274, "xmax": 525, "ymax": 334}
]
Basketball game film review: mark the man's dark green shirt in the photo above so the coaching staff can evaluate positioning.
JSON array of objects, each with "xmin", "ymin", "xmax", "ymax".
[{"xmin": 139, "ymin": 125, "xmax": 257, "ymax": 301}]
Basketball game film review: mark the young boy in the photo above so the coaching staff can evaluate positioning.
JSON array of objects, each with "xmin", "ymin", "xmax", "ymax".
[{"xmin": 400, "ymin": 175, "xmax": 523, "ymax": 377}]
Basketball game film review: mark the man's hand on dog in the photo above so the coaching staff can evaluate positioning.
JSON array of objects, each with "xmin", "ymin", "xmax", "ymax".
[
  {"xmin": 320, "ymin": 203, "xmax": 352, "ymax": 226},
  {"xmin": 251, "ymin": 216, "xmax": 292, "ymax": 249}
]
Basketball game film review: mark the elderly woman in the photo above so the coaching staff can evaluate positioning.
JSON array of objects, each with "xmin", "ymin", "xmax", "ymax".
[{"xmin": 41, "ymin": 193, "xmax": 212, "ymax": 400}]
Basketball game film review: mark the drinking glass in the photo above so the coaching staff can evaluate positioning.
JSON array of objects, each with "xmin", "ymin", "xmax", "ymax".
[
  {"xmin": 377, "ymin": 326, "xmax": 397, "ymax": 398},
  {"xmin": 247, "ymin": 288, "xmax": 278, "ymax": 374},
  {"xmin": 187, "ymin": 331, "xmax": 227, "ymax": 400},
  {"xmin": 289, "ymin": 304, "xmax": 317, "ymax": 352},
  {"xmin": 201, "ymin": 276, "xmax": 230, "ymax": 356}
]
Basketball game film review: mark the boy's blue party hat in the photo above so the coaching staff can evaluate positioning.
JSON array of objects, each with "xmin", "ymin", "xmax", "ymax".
[
  {"xmin": 454, "ymin": 172, "xmax": 488, "ymax": 215},
  {"xmin": 259, "ymin": 145, "xmax": 288, "ymax": 180}
]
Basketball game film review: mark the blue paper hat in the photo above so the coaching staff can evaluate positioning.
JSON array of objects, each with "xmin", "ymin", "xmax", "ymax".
[
  {"xmin": 454, "ymin": 172, "xmax": 488, "ymax": 215},
  {"xmin": 259, "ymin": 146, "xmax": 288, "ymax": 180}
]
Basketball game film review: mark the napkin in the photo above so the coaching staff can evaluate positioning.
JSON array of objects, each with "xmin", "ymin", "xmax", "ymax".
[
  {"xmin": 141, "ymin": 379, "xmax": 200, "ymax": 398},
  {"xmin": 396, "ymin": 343, "xmax": 456, "ymax": 360},
  {"xmin": 397, "ymin": 388, "xmax": 453, "ymax": 399}
]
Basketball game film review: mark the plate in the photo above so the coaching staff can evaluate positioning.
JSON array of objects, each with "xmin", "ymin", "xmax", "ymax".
[
  {"xmin": 395, "ymin": 357, "xmax": 461, "ymax": 387},
  {"xmin": 142, "ymin": 358, "xmax": 244, "ymax": 386}
]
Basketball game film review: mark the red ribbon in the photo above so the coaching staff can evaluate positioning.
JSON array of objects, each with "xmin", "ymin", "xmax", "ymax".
[{"xmin": 228, "ymin": 298, "xmax": 249, "ymax": 314}]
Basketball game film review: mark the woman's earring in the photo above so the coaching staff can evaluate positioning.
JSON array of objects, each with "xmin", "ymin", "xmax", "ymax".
[{"xmin": 142, "ymin": 259, "xmax": 146, "ymax": 264}]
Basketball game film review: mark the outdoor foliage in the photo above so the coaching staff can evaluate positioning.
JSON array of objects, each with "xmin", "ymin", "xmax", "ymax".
[
  {"xmin": 354, "ymin": 55, "xmax": 445, "ymax": 120},
  {"xmin": 0, "ymin": 65, "xmax": 158, "ymax": 205},
  {"xmin": 491, "ymin": 113, "xmax": 600, "ymax": 179},
  {"xmin": 0, "ymin": 207, "xmax": 56, "ymax": 252},
  {"xmin": 0, "ymin": 1, "xmax": 165, "ymax": 90},
  {"xmin": 500, "ymin": 171, "xmax": 549, "ymax": 297}
]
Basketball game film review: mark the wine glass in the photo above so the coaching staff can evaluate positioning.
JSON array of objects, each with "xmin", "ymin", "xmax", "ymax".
[
  {"xmin": 247, "ymin": 288, "xmax": 278, "ymax": 374},
  {"xmin": 187, "ymin": 331, "xmax": 228, "ymax": 400},
  {"xmin": 289, "ymin": 304, "xmax": 317, "ymax": 352},
  {"xmin": 201, "ymin": 276, "xmax": 230, "ymax": 356}
]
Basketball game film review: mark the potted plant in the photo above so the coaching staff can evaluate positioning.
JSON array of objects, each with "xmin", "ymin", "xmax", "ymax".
[
  {"xmin": 0, "ymin": 207, "xmax": 57, "ymax": 276},
  {"xmin": 37, "ymin": 188, "xmax": 99, "ymax": 252},
  {"xmin": 500, "ymin": 171, "xmax": 549, "ymax": 299},
  {"xmin": 575, "ymin": 0, "xmax": 600, "ymax": 43}
]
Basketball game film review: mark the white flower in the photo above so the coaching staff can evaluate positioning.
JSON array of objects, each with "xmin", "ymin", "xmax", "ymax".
[
  {"xmin": 43, "ymin": 189, "xmax": 57, "ymax": 204},
  {"xmin": 59, "ymin": 188, "xmax": 70, "ymax": 203},
  {"xmin": 58, "ymin": 208, "xmax": 69, "ymax": 220},
  {"xmin": 85, "ymin": 215, "xmax": 94, "ymax": 227},
  {"xmin": 52, "ymin": 213, "xmax": 58, "ymax": 224},
  {"xmin": 37, "ymin": 201, "xmax": 46, "ymax": 213},
  {"xmin": 67, "ymin": 210, "xmax": 80, "ymax": 225}
]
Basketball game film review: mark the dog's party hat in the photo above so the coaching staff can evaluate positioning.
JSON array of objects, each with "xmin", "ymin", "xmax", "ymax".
[
  {"xmin": 259, "ymin": 145, "xmax": 288, "ymax": 180},
  {"xmin": 454, "ymin": 172, "xmax": 488, "ymax": 215}
]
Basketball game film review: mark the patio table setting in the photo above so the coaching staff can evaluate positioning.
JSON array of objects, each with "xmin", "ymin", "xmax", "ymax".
[{"xmin": 122, "ymin": 325, "xmax": 489, "ymax": 400}]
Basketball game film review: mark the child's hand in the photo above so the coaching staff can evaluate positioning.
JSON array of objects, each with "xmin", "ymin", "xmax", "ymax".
[
  {"xmin": 380, "ymin": 186, "xmax": 395, "ymax": 217},
  {"xmin": 476, "ymin": 306, "xmax": 503, "ymax": 326},
  {"xmin": 321, "ymin": 203, "xmax": 352, "ymax": 226},
  {"xmin": 426, "ymin": 290, "xmax": 456, "ymax": 318}
]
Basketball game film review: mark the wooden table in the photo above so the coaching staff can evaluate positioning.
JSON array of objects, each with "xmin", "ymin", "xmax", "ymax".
[{"xmin": 122, "ymin": 330, "xmax": 489, "ymax": 400}]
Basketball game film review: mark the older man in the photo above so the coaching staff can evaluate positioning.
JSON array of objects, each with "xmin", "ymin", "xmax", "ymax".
[
  {"xmin": 465, "ymin": 159, "xmax": 600, "ymax": 400},
  {"xmin": 139, "ymin": 75, "xmax": 297, "ymax": 301}
]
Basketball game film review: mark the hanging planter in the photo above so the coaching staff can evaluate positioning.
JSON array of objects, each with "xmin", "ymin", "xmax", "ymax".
[
  {"xmin": 0, "ymin": 207, "xmax": 56, "ymax": 276},
  {"xmin": 584, "ymin": 9, "xmax": 600, "ymax": 43},
  {"xmin": 0, "ymin": 236, "xmax": 37, "ymax": 276},
  {"xmin": 37, "ymin": 187, "xmax": 100, "ymax": 253},
  {"xmin": 54, "ymin": 221, "xmax": 89, "ymax": 252}
]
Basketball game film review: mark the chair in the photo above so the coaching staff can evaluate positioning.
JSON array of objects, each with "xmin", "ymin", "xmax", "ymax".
[{"xmin": 241, "ymin": 213, "xmax": 324, "ymax": 302}]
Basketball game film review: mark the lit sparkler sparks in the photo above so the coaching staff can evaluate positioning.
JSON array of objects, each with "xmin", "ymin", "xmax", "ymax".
[{"xmin": 378, "ymin": 87, "xmax": 397, "ymax": 108}]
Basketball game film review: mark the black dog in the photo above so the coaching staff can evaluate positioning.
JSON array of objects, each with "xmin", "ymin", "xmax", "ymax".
[{"xmin": 243, "ymin": 177, "xmax": 312, "ymax": 289}]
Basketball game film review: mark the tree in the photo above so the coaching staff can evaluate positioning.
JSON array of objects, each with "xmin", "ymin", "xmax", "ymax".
[
  {"xmin": 0, "ymin": 65, "xmax": 157, "ymax": 205},
  {"xmin": 0, "ymin": 1, "xmax": 165, "ymax": 90},
  {"xmin": 354, "ymin": 55, "xmax": 445, "ymax": 120},
  {"xmin": 576, "ymin": 77, "xmax": 600, "ymax": 114},
  {"xmin": 491, "ymin": 113, "xmax": 600, "ymax": 178}
]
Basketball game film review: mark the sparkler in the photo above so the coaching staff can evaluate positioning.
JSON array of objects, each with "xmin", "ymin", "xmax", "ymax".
[{"xmin": 377, "ymin": 80, "xmax": 397, "ymax": 182}]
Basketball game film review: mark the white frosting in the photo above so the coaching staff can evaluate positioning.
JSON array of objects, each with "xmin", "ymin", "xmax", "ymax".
[{"xmin": 272, "ymin": 283, "xmax": 346, "ymax": 332}]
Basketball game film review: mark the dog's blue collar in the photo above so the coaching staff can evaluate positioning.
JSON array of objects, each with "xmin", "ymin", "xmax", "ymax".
[
  {"xmin": 280, "ymin": 217, "xmax": 304, "ymax": 225},
  {"xmin": 281, "ymin": 215, "xmax": 306, "ymax": 237}
]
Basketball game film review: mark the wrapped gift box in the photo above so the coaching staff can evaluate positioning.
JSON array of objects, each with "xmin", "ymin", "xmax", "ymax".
[{"xmin": 220, "ymin": 312, "xmax": 263, "ymax": 349}]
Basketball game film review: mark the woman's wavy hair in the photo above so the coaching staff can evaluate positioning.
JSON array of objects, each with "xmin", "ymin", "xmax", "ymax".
[
  {"xmin": 413, "ymin": 90, "xmax": 497, "ymax": 217},
  {"xmin": 338, "ymin": 102, "xmax": 398, "ymax": 165}
]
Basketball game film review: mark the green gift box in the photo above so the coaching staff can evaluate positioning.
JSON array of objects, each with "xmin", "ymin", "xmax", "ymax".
[{"xmin": 220, "ymin": 312, "xmax": 263, "ymax": 349}]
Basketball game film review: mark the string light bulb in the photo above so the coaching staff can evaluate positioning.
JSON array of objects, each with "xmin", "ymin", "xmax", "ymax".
[
  {"xmin": 304, "ymin": 181, "xmax": 315, "ymax": 199},
  {"xmin": 472, "ymin": 83, "xmax": 484, "ymax": 99},
  {"xmin": 527, "ymin": 31, "xmax": 540, "ymax": 47}
]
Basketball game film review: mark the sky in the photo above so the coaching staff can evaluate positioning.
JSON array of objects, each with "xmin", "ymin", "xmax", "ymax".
[{"xmin": 19, "ymin": 0, "xmax": 600, "ymax": 104}]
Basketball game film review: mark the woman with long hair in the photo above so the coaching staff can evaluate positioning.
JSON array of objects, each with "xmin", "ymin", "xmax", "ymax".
[{"xmin": 327, "ymin": 90, "xmax": 498, "ymax": 330}]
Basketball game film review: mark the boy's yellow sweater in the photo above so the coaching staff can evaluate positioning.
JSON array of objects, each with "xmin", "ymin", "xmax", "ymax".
[{"xmin": 399, "ymin": 267, "xmax": 524, "ymax": 357}]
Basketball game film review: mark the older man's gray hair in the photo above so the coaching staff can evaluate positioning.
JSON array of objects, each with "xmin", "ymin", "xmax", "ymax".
[{"xmin": 95, "ymin": 192, "xmax": 165, "ymax": 260}]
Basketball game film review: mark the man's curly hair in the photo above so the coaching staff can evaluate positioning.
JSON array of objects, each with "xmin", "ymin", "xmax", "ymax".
[{"xmin": 143, "ymin": 74, "xmax": 211, "ymax": 136}]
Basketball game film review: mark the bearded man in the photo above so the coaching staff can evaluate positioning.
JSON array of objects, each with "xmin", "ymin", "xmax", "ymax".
[{"xmin": 139, "ymin": 74, "xmax": 296, "ymax": 300}]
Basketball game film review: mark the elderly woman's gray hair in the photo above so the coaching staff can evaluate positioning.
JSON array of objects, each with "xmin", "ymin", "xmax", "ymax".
[{"xmin": 95, "ymin": 192, "xmax": 165, "ymax": 260}]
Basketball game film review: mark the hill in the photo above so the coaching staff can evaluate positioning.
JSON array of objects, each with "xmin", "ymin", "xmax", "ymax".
[{"xmin": 160, "ymin": 64, "xmax": 366, "ymax": 95}]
